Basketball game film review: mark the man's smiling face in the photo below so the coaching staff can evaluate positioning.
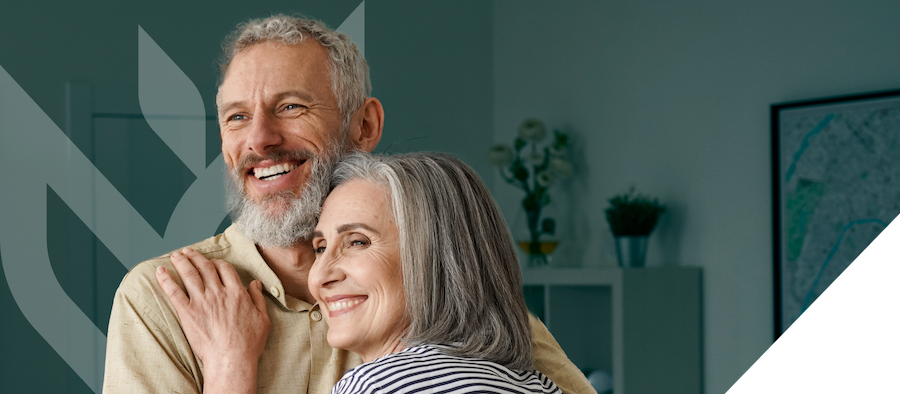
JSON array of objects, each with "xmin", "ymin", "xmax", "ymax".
[{"xmin": 218, "ymin": 40, "xmax": 345, "ymax": 215}]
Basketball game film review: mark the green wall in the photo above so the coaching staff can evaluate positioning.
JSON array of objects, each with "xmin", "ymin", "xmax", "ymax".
[{"xmin": 492, "ymin": 1, "xmax": 900, "ymax": 393}]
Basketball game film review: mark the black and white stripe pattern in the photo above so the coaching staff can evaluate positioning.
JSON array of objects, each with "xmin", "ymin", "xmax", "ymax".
[{"xmin": 332, "ymin": 345, "xmax": 562, "ymax": 394}]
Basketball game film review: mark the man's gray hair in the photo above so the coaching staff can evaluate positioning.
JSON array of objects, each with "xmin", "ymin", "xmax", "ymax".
[
  {"xmin": 219, "ymin": 14, "xmax": 370, "ymax": 129},
  {"xmin": 330, "ymin": 151, "xmax": 533, "ymax": 370}
]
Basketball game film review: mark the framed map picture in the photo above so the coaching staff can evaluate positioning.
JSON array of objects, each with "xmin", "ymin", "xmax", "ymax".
[{"xmin": 772, "ymin": 89, "xmax": 900, "ymax": 338}]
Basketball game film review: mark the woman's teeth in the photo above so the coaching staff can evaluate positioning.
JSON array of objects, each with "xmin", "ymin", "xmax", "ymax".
[
  {"xmin": 329, "ymin": 298, "xmax": 364, "ymax": 312},
  {"xmin": 253, "ymin": 163, "xmax": 298, "ymax": 180}
]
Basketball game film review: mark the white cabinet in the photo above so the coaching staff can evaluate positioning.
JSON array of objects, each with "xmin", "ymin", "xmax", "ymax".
[{"xmin": 523, "ymin": 267, "xmax": 702, "ymax": 394}]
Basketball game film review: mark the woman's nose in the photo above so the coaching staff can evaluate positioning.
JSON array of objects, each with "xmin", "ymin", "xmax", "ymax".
[{"xmin": 311, "ymin": 255, "xmax": 345, "ymax": 289}]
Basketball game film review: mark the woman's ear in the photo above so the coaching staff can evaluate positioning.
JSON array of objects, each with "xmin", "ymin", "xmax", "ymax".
[{"xmin": 348, "ymin": 97, "xmax": 384, "ymax": 153}]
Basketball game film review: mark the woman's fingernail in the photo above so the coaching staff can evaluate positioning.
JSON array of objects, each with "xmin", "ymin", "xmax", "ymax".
[{"xmin": 157, "ymin": 266, "xmax": 165, "ymax": 274}]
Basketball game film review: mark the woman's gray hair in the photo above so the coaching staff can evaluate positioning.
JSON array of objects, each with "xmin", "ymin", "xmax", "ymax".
[
  {"xmin": 330, "ymin": 151, "xmax": 533, "ymax": 370},
  {"xmin": 218, "ymin": 14, "xmax": 370, "ymax": 130}
]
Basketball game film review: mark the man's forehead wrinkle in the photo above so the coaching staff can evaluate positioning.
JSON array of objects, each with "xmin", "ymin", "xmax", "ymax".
[
  {"xmin": 224, "ymin": 41, "xmax": 335, "ymax": 101},
  {"xmin": 219, "ymin": 39, "xmax": 308, "ymax": 80}
]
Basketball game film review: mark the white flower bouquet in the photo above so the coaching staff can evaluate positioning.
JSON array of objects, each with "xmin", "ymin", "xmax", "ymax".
[{"xmin": 488, "ymin": 118, "xmax": 573, "ymax": 265}]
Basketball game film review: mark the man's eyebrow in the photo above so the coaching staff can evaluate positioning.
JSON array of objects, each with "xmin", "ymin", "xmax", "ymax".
[
  {"xmin": 217, "ymin": 91, "xmax": 316, "ymax": 119},
  {"xmin": 274, "ymin": 90, "xmax": 315, "ymax": 103},
  {"xmin": 217, "ymin": 100, "xmax": 244, "ymax": 119}
]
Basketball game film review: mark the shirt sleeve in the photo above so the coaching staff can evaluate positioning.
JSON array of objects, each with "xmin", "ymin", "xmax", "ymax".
[
  {"xmin": 102, "ymin": 260, "xmax": 203, "ymax": 394},
  {"xmin": 529, "ymin": 314, "xmax": 597, "ymax": 394}
]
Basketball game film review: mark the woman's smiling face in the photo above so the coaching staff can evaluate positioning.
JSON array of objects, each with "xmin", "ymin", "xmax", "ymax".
[{"xmin": 309, "ymin": 178, "xmax": 407, "ymax": 361}]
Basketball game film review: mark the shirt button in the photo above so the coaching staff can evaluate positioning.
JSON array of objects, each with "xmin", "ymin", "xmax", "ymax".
[
  {"xmin": 269, "ymin": 286, "xmax": 280, "ymax": 297},
  {"xmin": 310, "ymin": 310, "xmax": 323, "ymax": 321}
]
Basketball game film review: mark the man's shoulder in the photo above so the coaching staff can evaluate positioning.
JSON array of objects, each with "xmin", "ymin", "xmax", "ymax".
[
  {"xmin": 118, "ymin": 232, "xmax": 234, "ymax": 295},
  {"xmin": 104, "ymin": 234, "xmax": 227, "ymax": 394}
]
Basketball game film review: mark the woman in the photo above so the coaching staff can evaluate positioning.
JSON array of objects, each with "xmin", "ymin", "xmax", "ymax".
[{"xmin": 159, "ymin": 152, "xmax": 562, "ymax": 394}]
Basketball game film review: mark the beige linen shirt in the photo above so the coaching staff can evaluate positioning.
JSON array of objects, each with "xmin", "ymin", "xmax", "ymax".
[{"xmin": 103, "ymin": 225, "xmax": 595, "ymax": 394}]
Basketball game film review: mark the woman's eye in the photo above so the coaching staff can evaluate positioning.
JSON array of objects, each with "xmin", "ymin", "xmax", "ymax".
[
  {"xmin": 314, "ymin": 245, "xmax": 326, "ymax": 254},
  {"xmin": 348, "ymin": 237, "xmax": 370, "ymax": 247}
]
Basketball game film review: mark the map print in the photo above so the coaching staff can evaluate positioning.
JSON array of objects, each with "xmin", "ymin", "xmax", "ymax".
[{"xmin": 778, "ymin": 95, "xmax": 900, "ymax": 333}]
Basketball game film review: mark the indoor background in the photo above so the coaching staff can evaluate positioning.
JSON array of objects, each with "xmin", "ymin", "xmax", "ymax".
[{"xmin": 2, "ymin": 1, "xmax": 899, "ymax": 393}]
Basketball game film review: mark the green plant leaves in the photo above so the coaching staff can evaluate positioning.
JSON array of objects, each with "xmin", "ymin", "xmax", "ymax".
[{"xmin": 605, "ymin": 188, "xmax": 666, "ymax": 236}]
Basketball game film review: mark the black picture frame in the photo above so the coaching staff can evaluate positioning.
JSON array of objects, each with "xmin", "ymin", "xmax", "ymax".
[{"xmin": 772, "ymin": 88, "xmax": 900, "ymax": 340}]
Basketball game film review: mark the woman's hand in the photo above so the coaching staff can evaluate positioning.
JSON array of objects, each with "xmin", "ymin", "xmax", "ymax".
[{"xmin": 155, "ymin": 248, "xmax": 271, "ymax": 394}]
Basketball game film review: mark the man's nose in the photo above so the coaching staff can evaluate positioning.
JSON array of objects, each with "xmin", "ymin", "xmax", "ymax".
[{"xmin": 245, "ymin": 112, "xmax": 284, "ymax": 154}]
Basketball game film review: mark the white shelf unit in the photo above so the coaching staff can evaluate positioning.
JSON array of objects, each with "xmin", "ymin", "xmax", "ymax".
[{"xmin": 522, "ymin": 267, "xmax": 702, "ymax": 394}]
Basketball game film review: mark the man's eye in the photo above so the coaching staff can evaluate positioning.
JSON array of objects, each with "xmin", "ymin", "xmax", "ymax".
[
  {"xmin": 283, "ymin": 104, "xmax": 306, "ymax": 111},
  {"xmin": 227, "ymin": 114, "xmax": 248, "ymax": 121}
]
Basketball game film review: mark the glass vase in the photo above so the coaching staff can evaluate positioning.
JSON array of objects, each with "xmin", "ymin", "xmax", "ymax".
[{"xmin": 512, "ymin": 204, "xmax": 559, "ymax": 267}]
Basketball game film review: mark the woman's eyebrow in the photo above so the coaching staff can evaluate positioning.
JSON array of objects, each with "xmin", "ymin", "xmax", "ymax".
[
  {"xmin": 336, "ymin": 223, "xmax": 379, "ymax": 235},
  {"xmin": 310, "ymin": 223, "xmax": 378, "ymax": 239}
]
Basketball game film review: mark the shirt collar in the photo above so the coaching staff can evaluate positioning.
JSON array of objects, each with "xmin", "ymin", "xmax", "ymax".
[{"xmin": 223, "ymin": 224, "xmax": 315, "ymax": 312}]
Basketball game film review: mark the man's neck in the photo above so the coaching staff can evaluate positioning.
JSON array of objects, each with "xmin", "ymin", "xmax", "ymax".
[{"xmin": 258, "ymin": 242, "xmax": 317, "ymax": 304}]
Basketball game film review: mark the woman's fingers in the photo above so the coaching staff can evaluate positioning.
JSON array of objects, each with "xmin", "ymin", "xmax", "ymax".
[
  {"xmin": 158, "ymin": 250, "xmax": 271, "ymax": 366},
  {"xmin": 169, "ymin": 249, "xmax": 205, "ymax": 297},
  {"xmin": 213, "ymin": 259, "xmax": 243, "ymax": 289},
  {"xmin": 155, "ymin": 266, "xmax": 190, "ymax": 313},
  {"xmin": 169, "ymin": 249, "xmax": 258, "ymax": 296},
  {"xmin": 216, "ymin": 262, "xmax": 270, "ymax": 324},
  {"xmin": 180, "ymin": 248, "xmax": 224, "ymax": 292},
  {"xmin": 249, "ymin": 280, "xmax": 268, "ymax": 315},
  {"xmin": 166, "ymin": 250, "xmax": 265, "ymax": 318}
]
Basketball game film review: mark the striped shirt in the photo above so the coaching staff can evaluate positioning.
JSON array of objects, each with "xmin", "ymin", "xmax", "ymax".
[{"xmin": 331, "ymin": 344, "xmax": 563, "ymax": 394}]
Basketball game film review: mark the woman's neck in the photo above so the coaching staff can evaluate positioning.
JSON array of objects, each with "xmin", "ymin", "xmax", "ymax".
[{"xmin": 358, "ymin": 337, "xmax": 408, "ymax": 363}]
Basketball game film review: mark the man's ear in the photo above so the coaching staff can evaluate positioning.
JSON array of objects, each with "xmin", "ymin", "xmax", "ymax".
[{"xmin": 348, "ymin": 97, "xmax": 384, "ymax": 153}]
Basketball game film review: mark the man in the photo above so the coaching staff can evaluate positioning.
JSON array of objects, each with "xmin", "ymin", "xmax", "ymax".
[{"xmin": 103, "ymin": 14, "xmax": 595, "ymax": 394}]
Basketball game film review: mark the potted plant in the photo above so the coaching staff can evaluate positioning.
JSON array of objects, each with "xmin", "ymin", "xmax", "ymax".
[
  {"xmin": 605, "ymin": 188, "xmax": 666, "ymax": 267},
  {"xmin": 488, "ymin": 118, "xmax": 573, "ymax": 266}
]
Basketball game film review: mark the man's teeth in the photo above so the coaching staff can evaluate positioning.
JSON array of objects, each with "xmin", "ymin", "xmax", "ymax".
[
  {"xmin": 253, "ymin": 163, "xmax": 298, "ymax": 180},
  {"xmin": 329, "ymin": 298, "xmax": 364, "ymax": 312}
]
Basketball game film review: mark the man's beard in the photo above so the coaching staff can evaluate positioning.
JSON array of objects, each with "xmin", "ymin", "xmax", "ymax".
[{"xmin": 226, "ymin": 142, "xmax": 348, "ymax": 248}]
